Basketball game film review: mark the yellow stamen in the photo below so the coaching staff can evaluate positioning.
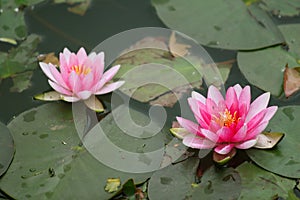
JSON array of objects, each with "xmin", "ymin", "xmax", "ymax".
[
  {"xmin": 214, "ymin": 109, "xmax": 240, "ymax": 127},
  {"xmin": 70, "ymin": 65, "xmax": 91, "ymax": 75}
]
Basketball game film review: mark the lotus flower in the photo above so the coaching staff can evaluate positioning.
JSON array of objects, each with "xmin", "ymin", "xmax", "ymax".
[
  {"xmin": 173, "ymin": 84, "xmax": 278, "ymax": 156},
  {"xmin": 37, "ymin": 47, "xmax": 124, "ymax": 111}
]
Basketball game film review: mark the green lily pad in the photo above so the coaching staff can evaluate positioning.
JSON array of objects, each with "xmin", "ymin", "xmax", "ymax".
[
  {"xmin": 0, "ymin": 103, "xmax": 151, "ymax": 199},
  {"xmin": 151, "ymin": 0, "xmax": 283, "ymax": 50},
  {"xmin": 148, "ymin": 157, "xmax": 242, "ymax": 199},
  {"xmin": 237, "ymin": 24, "xmax": 300, "ymax": 96},
  {"xmin": 113, "ymin": 48, "xmax": 203, "ymax": 103},
  {"xmin": 0, "ymin": 122, "xmax": 14, "ymax": 176},
  {"xmin": 236, "ymin": 162, "xmax": 295, "ymax": 199},
  {"xmin": 0, "ymin": 10, "xmax": 27, "ymax": 41},
  {"xmin": 81, "ymin": 104, "xmax": 179, "ymax": 173},
  {"xmin": 259, "ymin": 0, "xmax": 300, "ymax": 17},
  {"xmin": 247, "ymin": 106, "xmax": 300, "ymax": 178}
]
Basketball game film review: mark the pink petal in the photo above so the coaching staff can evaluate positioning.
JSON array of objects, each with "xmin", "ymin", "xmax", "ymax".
[
  {"xmin": 231, "ymin": 124, "xmax": 247, "ymax": 142},
  {"xmin": 191, "ymin": 91, "xmax": 206, "ymax": 104},
  {"xmin": 238, "ymin": 86, "xmax": 251, "ymax": 112},
  {"xmin": 217, "ymin": 127, "xmax": 234, "ymax": 142},
  {"xmin": 262, "ymin": 106, "xmax": 278, "ymax": 122},
  {"xmin": 208, "ymin": 85, "xmax": 224, "ymax": 104},
  {"xmin": 93, "ymin": 65, "xmax": 121, "ymax": 92},
  {"xmin": 82, "ymin": 72, "xmax": 95, "ymax": 91},
  {"xmin": 208, "ymin": 120, "xmax": 221, "ymax": 133},
  {"xmin": 235, "ymin": 139, "xmax": 257, "ymax": 149},
  {"xmin": 68, "ymin": 71, "xmax": 82, "ymax": 93},
  {"xmin": 48, "ymin": 63, "xmax": 70, "ymax": 90},
  {"xmin": 48, "ymin": 80, "xmax": 72, "ymax": 96},
  {"xmin": 246, "ymin": 92, "xmax": 270, "ymax": 122},
  {"xmin": 176, "ymin": 117, "xmax": 201, "ymax": 136},
  {"xmin": 91, "ymin": 52, "xmax": 104, "ymax": 79},
  {"xmin": 244, "ymin": 121, "xmax": 268, "ymax": 140},
  {"xmin": 199, "ymin": 108, "xmax": 212, "ymax": 127},
  {"xmin": 39, "ymin": 62, "xmax": 56, "ymax": 82},
  {"xmin": 60, "ymin": 48, "xmax": 71, "ymax": 67},
  {"xmin": 206, "ymin": 98, "xmax": 219, "ymax": 116},
  {"xmin": 246, "ymin": 109, "xmax": 267, "ymax": 130},
  {"xmin": 233, "ymin": 84, "xmax": 242, "ymax": 97},
  {"xmin": 200, "ymin": 129, "xmax": 218, "ymax": 142},
  {"xmin": 77, "ymin": 90, "xmax": 92, "ymax": 100},
  {"xmin": 225, "ymin": 86, "xmax": 238, "ymax": 110},
  {"xmin": 95, "ymin": 81, "xmax": 124, "ymax": 95},
  {"xmin": 188, "ymin": 98, "xmax": 209, "ymax": 129},
  {"xmin": 60, "ymin": 95, "xmax": 80, "ymax": 102},
  {"xmin": 76, "ymin": 47, "xmax": 87, "ymax": 66},
  {"xmin": 183, "ymin": 135, "xmax": 216, "ymax": 149},
  {"xmin": 214, "ymin": 144, "xmax": 235, "ymax": 155}
]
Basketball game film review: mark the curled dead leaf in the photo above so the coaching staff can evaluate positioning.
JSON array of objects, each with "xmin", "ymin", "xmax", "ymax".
[
  {"xmin": 169, "ymin": 31, "xmax": 191, "ymax": 57},
  {"xmin": 38, "ymin": 52, "xmax": 59, "ymax": 66},
  {"xmin": 283, "ymin": 64, "xmax": 300, "ymax": 97}
]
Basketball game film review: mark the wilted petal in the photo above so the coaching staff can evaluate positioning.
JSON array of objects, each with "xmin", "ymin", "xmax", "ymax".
[
  {"xmin": 95, "ymin": 81, "xmax": 124, "ymax": 95},
  {"xmin": 208, "ymin": 85, "xmax": 224, "ymax": 104},
  {"xmin": 235, "ymin": 139, "xmax": 257, "ymax": 149},
  {"xmin": 246, "ymin": 92, "xmax": 270, "ymax": 122},
  {"xmin": 183, "ymin": 135, "xmax": 215, "ymax": 149},
  {"xmin": 214, "ymin": 144, "xmax": 235, "ymax": 155}
]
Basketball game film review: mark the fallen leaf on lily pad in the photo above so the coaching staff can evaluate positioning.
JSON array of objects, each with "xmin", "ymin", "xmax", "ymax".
[
  {"xmin": 169, "ymin": 31, "xmax": 191, "ymax": 57},
  {"xmin": 213, "ymin": 148, "xmax": 237, "ymax": 165},
  {"xmin": 37, "ymin": 52, "xmax": 59, "ymax": 66},
  {"xmin": 283, "ymin": 64, "xmax": 300, "ymax": 97},
  {"xmin": 254, "ymin": 132, "xmax": 285, "ymax": 149},
  {"xmin": 105, "ymin": 178, "xmax": 121, "ymax": 193}
]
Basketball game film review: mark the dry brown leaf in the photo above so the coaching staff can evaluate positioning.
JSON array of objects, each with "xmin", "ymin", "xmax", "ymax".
[
  {"xmin": 38, "ymin": 52, "xmax": 59, "ymax": 66},
  {"xmin": 169, "ymin": 31, "xmax": 191, "ymax": 57},
  {"xmin": 283, "ymin": 64, "xmax": 300, "ymax": 97}
]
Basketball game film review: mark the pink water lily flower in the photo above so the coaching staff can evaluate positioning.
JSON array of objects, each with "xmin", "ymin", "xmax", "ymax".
[
  {"xmin": 39, "ymin": 47, "xmax": 124, "ymax": 103},
  {"xmin": 175, "ymin": 84, "xmax": 278, "ymax": 155}
]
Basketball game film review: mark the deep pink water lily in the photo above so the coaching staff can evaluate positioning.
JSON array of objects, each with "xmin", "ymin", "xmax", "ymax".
[
  {"xmin": 175, "ymin": 84, "xmax": 278, "ymax": 155},
  {"xmin": 39, "ymin": 47, "xmax": 124, "ymax": 102}
]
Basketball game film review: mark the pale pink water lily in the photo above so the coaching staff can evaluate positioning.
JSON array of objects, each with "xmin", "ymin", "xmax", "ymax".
[
  {"xmin": 37, "ymin": 47, "xmax": 124, "ymax": 111},
  {"xmin": 172, "ymin": 84, "xmax": 279, "ymax": 156}
]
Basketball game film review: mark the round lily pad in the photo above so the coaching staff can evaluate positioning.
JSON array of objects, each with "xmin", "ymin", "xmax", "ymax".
[
  {"xmin": 0, "ymin": 122, "xmax": 14, "ymax": 176},
  {"xmin": 152, "ymin": 0, "xmax": 283, "ymax": 50},
  {"xmin": 0, "ymin": 103, "xmax": 151, "ymax": 199},
  {"xmin": 247, "ymin": 106, "xmax": 300, "ymax": 178}
]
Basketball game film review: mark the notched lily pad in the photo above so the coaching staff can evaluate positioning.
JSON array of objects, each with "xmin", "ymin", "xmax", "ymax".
[
  {"xmin": 254, "ymin": 132, "xmax": 285, "ymax": 149},
  {"xmin": 259, "ymin": 0, "xmax": 300, "ymax": 17}
]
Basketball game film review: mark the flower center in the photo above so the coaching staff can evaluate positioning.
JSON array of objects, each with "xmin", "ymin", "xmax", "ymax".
[
  {"xmin": 214, "ymin": 109, "xmax": 240, "ymax": 127},
  {"xmin": 70, "ymin": 65, "xmax": 91, "ymax": 75}
]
